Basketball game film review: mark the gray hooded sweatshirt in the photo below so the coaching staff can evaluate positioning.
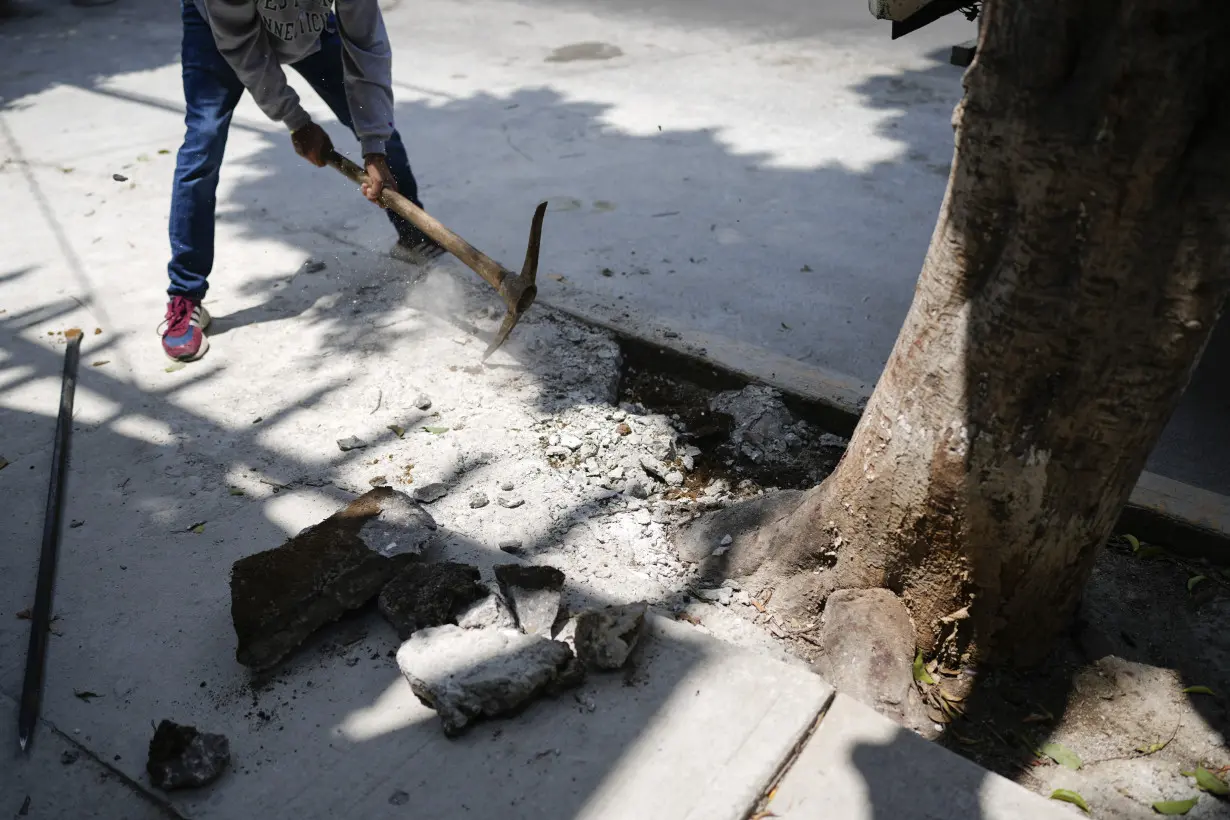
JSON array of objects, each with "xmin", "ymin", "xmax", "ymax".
[{"xmin": 193, "ymin": 0, "xmax": 395, "ymax": 156}]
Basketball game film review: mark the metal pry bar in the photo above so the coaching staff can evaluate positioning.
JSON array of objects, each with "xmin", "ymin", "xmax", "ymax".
[{"xmin": 19, "ymin": 330, "xmax": 82, "ymax": 752}]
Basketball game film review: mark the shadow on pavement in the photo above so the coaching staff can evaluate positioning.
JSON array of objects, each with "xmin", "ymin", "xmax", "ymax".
[{"xmin": 3, "ymin": 1, "xmax": 1228, "ymax": 818}]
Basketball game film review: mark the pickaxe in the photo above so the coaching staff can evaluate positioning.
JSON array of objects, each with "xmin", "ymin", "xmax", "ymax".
[{"xmin": 326, "ymin": 151, "xmax": 547, "ymax": 360}]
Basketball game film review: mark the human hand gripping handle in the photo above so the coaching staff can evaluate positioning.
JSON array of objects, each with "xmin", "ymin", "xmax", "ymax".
[
  {"xmin": 292, "ymin": 121, "xmax": 395, "ymax": 205},
  {"xmin": 291, "ymin": 121, "xmax": 333, "ymax": 167},
  {"xmin": 360, "ymin": 153, "xmax": 397, "ymax": 205}
]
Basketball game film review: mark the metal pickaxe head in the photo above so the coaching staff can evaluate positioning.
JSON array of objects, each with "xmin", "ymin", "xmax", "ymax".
[{"xmin": 484, "ymin": 201, "xmax": 547, "ymax": 361}]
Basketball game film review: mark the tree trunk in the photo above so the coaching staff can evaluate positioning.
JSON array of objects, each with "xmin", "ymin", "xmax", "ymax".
[{"xmin": 712, "ymin": 0, "xmax": 1230, "ymax": 667}]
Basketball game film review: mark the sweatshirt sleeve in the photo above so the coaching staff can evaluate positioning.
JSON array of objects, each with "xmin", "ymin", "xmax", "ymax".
[
  {"xmin": 334, "ymin": 0, "xmax": 396, "ymax": 156},
  {"xmin": 199, "ymin": 0, "xmax": 313, "ymax": 132}
]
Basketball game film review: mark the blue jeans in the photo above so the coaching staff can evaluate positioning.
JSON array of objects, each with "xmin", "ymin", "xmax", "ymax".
[{"xmin": 168, "ymin": 0, "xmax": 421, "ymax": 299}]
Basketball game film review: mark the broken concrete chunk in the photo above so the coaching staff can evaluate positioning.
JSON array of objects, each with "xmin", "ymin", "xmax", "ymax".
[
  {"xmin": 710, "ymin": 384, "xmax": 798, "ymax": 460},
  {"xmin": 469, "ymin": 492, "xmax": 490, "ymax": 509},
  {"xmin": 357, "ymin": 493, "xmax": 437, "ymax": 558},
  {"xmin": 639, "ymin": 455, "xmax": 668, "ymax": 481},
  {"xmin": 337, "ymin": 436, "xmax": 368, "ymax": 451},
  {"xmin": 230, "ymin": 488, "xmax": 413, "ymax": 671},
  {"xmin": 378, "ymin": 562, "xmax": 487, "ymax": 639},
  {"xmin": 412, "ymin": 483, "xmax": 449, "ymax": 503},
  {"xmin": 146, "ymin": 720, "xmax": 230, "ymax": 791},
  {"xmin": 573, "ymin": 602, "xmax": 647, "ymax": 670},
  {"xmin": 559, "ymin": 433, "xmax": 583, "ymax": 451},
  {"xmin": 498, "ymin": 539, "xmax": 525, "ymax": 556},
  {"xmin": 396, "ymin": 625, "xmax": 576, "ymax": 736},
  {"xmin": 665, "ymin": 471, "xmax": 685, "ymax": 487},
  {"xmin": 494, "ymin": 564, "xmax": 565, "ymax": 636},
  {"xmin": 413, "ymin": 393, "xmax": 432, "ymax": 411},
  {"xmin": 625, "ymin": 479, "xmax": 650, "ymax": 499},
  {"xmin": 456, "ymin": 584, "xmax": 518, "ymax": 630},
  {"xmin": 497, "ymin": 495, "xmax": 525, "ymax": 509}
]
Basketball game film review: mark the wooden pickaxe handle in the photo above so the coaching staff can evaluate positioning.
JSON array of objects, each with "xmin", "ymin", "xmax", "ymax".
[{"xmin": 325, "ymin": 150, "xmax": 509, "ymax": 292}]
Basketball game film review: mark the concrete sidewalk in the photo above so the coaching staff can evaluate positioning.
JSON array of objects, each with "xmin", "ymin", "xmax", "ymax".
[
  {"xmin": 7, "ymin": 0, "xmax": 1215, "ymax": 498},
  {"xmin": 0, "ymin": 1, "xmax": 1150, "ymax": 818}
]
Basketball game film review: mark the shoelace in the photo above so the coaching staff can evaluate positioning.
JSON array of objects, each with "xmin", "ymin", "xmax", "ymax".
[{"xmin": 158, "ymin": 298, "xmax": 193, "ymax": 337}]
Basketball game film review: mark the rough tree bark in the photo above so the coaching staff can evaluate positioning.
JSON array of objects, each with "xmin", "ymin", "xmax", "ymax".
[{"xmin": 685, "ymin": 0, "xmax": 1230, "ymax": 667}]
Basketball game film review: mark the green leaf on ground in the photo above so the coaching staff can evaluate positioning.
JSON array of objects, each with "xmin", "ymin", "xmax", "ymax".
[
  {"xmin": 73, "ymin": 690, "xmax": 102, "ymax": 702},
  {"xmin": 1188, "ymin": 575, "xmax": 1208, "ymax": 593},
  {"xmin": 229, "ymin": 487, "xmax": 245, "ymax": 496},
  {"xmin": 189, "ymin": 522, "xmax": 206, "ymax": 534},
  {"xmin": 91, "ymin": 360, "xmax": 110, "ymax": 367},
  {"xmin": 1124, "ymin": 534, "xmax": 1141, "ymax": 551},
  {"xmin": 388, "ymin": 425, "xmax": 405, "ymax": 438},
  {"xmin": 1153, "ymin": 798, "xmax": 1199, "ymax": 815},
  {"xmin": 1136, "ymin": 544, "xmax": 1168, "ymax": 559},
  {"xmin": 1183, "ymin": 686, "xmax": 1216, "ymax": 696},
  {"xmin": 912, "ymin": 649, "xmax": 935, "ymax": 685},
  {"xmin": 165, "ymin": 362, "xmax": 185, "ymax": 373},
  {"xmin": 1137, "ymin": 737, "xmax": 1173, "ymax": 755},
  {"xmin": 1194, "ymin": 767, "xmax": 1230, "ymax": 795},
  {"xmin": 1041, "ymin": 741, "xmax": 1083, "ymax": 771},
  {"xmin": 1050, "ymin": 789, "xmax": 1090, "ymax": 813},
  {"xmin": 422, "ymin": 426, "xmax": 449, "ymax": 435}
]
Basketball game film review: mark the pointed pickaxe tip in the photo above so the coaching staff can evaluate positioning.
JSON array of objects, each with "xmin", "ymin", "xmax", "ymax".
[{"xmin": 484, "ymin": 203, "xmax": 548, "ymax": 360}]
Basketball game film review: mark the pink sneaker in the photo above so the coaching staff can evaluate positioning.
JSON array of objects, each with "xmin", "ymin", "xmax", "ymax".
[{"xmin": 160, "ymin": 296, "xmax": 211, "ymax": 361}]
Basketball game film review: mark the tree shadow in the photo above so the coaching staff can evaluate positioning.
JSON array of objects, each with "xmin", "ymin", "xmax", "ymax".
[{"xmin": 0, "ymin": 0, "xmax": 180, "ymax": 112}]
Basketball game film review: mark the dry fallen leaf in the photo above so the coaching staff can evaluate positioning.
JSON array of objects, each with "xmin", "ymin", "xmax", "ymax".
[
  {"xmin": 91, "ymin": 360, "xmax": 109, "ymax": 367},
  {"xmin": 16, "ymin": 608, "xmax": 32, "ymax": 620},
  {"xmin": 73, "ymin": 690, "xmax": 102, "ymax": 702}
]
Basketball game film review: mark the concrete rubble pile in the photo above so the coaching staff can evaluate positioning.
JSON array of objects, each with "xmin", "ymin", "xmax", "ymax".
[
  {"xmin": 227, "ymin": 487, "xmax": 651, "ymax": 737},
  {"xmin": 212, "ymin": 380, "xmax": 848, "ymax": 748}
]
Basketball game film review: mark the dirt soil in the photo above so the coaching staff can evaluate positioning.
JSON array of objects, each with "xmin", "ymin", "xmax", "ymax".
[{"xmin": 628, "ymin": 368, "xmax": 1230, "ymax": 819}]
